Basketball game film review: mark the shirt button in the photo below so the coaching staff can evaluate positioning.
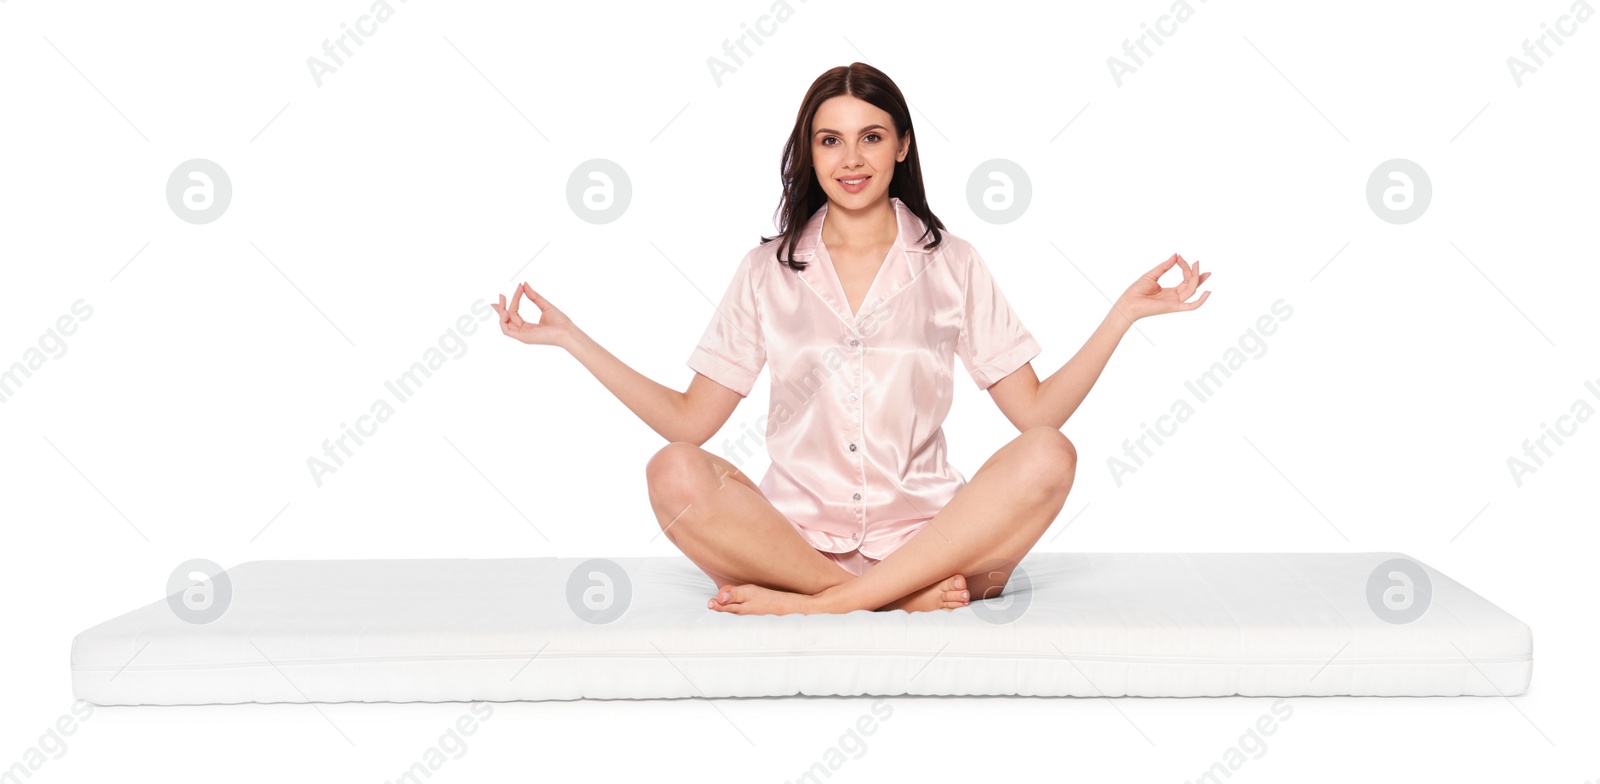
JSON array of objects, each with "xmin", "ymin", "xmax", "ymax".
[
  {"xmin": 848, "ymin": 443, "xmax": 857, "ymax": 452},
  {"xmin": 852, "ymin": 492, "xmax": 862, "ymax": 501},
  {"xmin": 852, "ymin": 533, "xmax": 858, "ymax": 541},
  {"xmin": 850, "ymin": 339, "xmax": 859, "ymax": 347},
  {"xmin": 849, "ymin": 393, "xmax": 858, "ymax": 401}
]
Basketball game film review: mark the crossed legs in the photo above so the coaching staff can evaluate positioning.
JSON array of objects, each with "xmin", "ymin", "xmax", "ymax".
[
  {"xmin": 646, "ymin": 443, "xmax": 857, "ymax": 596},
  {"xmin": 645, "ymin": 426, "xmax": 1077, "ymax": 615},
  {"xmin": 807, "ymin": 427, "xmax": 1076, "ymax": 614}
]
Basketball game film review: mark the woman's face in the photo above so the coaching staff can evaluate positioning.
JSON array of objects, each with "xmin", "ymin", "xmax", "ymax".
[{"xmin": 810, "ymin": 95, "xmax": 908, "ymax": 208}]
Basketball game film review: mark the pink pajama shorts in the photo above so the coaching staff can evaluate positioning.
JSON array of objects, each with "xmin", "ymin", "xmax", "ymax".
[{"xmin": 820, "ymin": 547, "xmax": 881, "ymax": 577}]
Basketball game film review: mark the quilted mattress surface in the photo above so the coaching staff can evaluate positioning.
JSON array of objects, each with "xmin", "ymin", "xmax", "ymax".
[{"xmin": 70, "ymin": 552, "xmax": 1533, "ymax": 704}]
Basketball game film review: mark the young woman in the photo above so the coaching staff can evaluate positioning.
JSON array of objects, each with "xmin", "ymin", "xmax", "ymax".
[{"xmin": 491, "ymin": 63, "xmax": 1211, "ymax": 616}]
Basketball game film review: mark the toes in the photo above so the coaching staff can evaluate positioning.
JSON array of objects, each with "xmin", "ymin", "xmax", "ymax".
[
  {"xmin": 713, "ymin": 584, "xmax": 756, "ymax": 606},
  {"xmin": 945, "ymin": 575, "xmax": 970, "ymax": 606},
  {"xmin": 708, "ymin": 584, "xmax": 737, "ymax": 610}
]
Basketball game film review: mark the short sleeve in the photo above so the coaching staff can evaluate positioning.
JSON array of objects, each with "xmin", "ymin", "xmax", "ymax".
[
  {"xmin": 956, "ymin": 247, "xmax": 1041, "ymax": 390},
  {"xmin": 687, "ymin": 253, "xmax": 766, "ymax": 396}
]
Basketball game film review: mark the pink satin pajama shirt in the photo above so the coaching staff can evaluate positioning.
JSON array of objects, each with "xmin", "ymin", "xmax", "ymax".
[{"xmin": 687, "ymin": 196, "xmax": 1042, "ymax": 564}]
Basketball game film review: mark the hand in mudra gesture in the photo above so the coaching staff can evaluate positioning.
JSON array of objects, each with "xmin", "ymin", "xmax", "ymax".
[
  {"xmin": 1115, "ymin": 253, "xmax": 1212, "ymax": 322},
  {"xmin": 490, "ymin": 282, "xmax": 575, "ymax": 348}
]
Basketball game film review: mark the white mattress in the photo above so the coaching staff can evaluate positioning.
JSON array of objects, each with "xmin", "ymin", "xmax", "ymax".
[{"xmin": 71, "ymin": 552, "xmax": 1532, "ymax": 704}]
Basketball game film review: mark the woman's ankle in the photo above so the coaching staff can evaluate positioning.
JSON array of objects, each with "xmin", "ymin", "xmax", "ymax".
[{"xmin": 809, "ymin": 581, "xmax": 866, "ymax": 614}]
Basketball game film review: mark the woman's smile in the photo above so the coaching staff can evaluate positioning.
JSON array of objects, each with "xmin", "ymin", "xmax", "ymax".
[{"xmin": 837, "ymin": 174, "xmax": 871, "ymax": 193}]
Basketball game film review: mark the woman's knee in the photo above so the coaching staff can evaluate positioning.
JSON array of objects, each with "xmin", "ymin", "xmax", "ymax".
[
  {"xmin": 1015, "ymin": 427, "xmax": 1077, "ymax": 495},
  {"xmin": 645, "ymin": 442, "xmax": 709, "ymax": 503}
]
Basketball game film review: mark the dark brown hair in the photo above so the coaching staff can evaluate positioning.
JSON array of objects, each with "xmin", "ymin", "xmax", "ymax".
[{"xmin": 760, "ymin": 62, "xmax": 944, "ymax": 272}]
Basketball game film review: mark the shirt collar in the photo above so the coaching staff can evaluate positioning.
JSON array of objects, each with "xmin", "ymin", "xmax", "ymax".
[
  {"xmin": 789, "ymin": 196, "xmax": 937, "ymax": 328},
  {"xmin": 791, "ymin": 196, "xmax": 935, "ymax": 260}
]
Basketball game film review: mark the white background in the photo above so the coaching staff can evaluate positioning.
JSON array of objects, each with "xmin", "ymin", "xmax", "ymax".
[{"xmin": 2, "ymin": 0, "xmax": 1596, "ymax": 781}]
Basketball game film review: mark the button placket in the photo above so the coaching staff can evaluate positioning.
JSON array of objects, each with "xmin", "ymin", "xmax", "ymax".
[{"xmin": 848, "ymin": 331, "xmax": 866, "ymax": 542}]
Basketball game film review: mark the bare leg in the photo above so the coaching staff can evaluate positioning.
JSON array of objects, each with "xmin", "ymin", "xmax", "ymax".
[
  {"xmin": 816, "ymin": 427, "xmax": 1075, "ymax": 612},
  {"xmin": 646, "ymin": 442, "xmax": 858, "ymax": 595},
  {"xmin": 709, "ymin": 426, "xmax": 1076, "ymax": 615}
]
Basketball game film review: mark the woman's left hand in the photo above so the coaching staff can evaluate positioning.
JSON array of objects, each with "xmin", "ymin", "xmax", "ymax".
[{"xmin": 1114, "ymin": 253, "xmax": 1212, "ymax": 322}]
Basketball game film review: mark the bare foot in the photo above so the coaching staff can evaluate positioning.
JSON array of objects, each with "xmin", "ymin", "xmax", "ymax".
[
  {"xmin": 877, "ymin": 574, "xmax": 969, "ymax": 613},
  {"xmin": 707, "ymin": 583, "xmax": 817, "ymax": 616}
]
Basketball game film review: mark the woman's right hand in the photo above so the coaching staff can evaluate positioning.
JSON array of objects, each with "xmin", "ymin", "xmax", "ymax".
[{"xmin": 491, "ymin": 282, "xmax": 575, "ymax": 348}]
